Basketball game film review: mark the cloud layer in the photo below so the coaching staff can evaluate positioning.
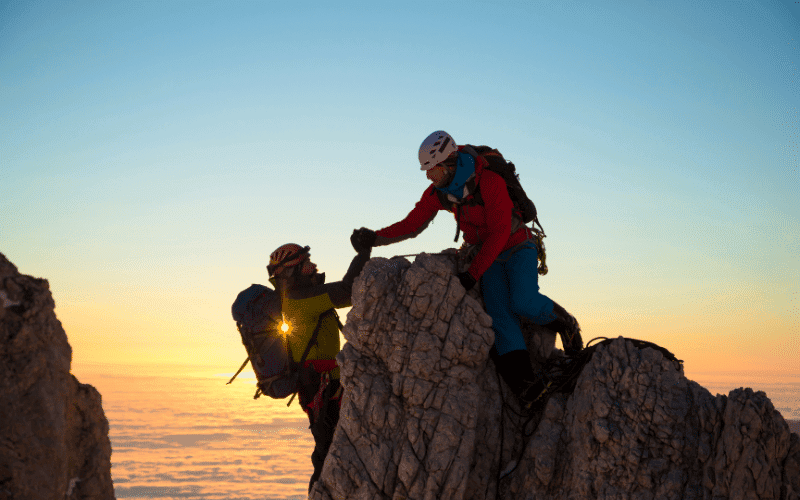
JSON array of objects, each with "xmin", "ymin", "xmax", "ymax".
[{"xmin": 76, "ymin": 365, "xmax": 798, "ymax": 500}]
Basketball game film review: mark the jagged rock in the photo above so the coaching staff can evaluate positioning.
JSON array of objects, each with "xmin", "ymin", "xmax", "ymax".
[
  {"xmin": 310, "ymin": 252, "xmax": 800, "ymax": 500},
  {"xmin": 0, "ymin": 252, "xmax": 114, "ymax": 500}
]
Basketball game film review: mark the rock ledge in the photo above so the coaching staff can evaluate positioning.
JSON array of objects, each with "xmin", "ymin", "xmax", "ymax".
[{"xmin": 311, "ymin": 253, "xmax": 800, "ymax": 500}]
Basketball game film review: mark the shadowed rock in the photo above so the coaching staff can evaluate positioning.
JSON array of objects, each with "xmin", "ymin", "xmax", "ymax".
[
  {"xmin": 310, "ymin": 252, "xmax": 800, "ymax": 500},
  {"xmin": 1, "ymin": 252, "xmax": 114, "ymax": 500}
]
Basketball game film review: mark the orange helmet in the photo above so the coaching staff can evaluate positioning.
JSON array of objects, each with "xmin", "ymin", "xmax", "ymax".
[{"xmin": 268, "ymin": 244, "xmax": 310, "ymax": 278}]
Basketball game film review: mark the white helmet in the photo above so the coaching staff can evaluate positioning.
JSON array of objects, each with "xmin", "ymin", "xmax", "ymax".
[{"xmin": 418, "ymin": 130, "xmax": 457, "ymax": 170}]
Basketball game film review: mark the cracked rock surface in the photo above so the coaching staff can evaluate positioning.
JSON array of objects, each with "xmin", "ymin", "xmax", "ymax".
[
  {"xmin": 1, "ymin": 252, "xmax": 114, "ymax": 500},
  {"xmin": 310, "ymin": 253, "xmax": 800, "ymax": 500}
]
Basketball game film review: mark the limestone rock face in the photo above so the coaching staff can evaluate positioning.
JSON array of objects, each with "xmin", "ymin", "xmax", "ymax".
[
  {"xmin": 0, "ymin": 252, "xmax": 114, "ymax": 500},
  {"xmin": 310, "ymin": 253, "xmax": 800, "ymax": 500}
]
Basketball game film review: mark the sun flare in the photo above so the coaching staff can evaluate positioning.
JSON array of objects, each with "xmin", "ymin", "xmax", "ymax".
[{"xmin": 279, "ymin": 314, "xmax": 291, "ymax": 336}]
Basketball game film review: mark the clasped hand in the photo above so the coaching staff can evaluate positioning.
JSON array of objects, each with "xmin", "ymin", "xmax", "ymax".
[{"xmin": 350, "ymin": 227, "xmax": 376, "ymax": 254}]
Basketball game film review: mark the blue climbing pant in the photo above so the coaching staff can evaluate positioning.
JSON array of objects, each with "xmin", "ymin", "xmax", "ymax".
[{"xmin": 481, "ymin": 240, "xmax": 557, "ymax": 356}]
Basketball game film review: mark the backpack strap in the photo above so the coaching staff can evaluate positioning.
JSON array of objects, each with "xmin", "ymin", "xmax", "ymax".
[
  {"xmin": 282, "ymin": 307, "xmax": 339, "ymax": 406},
  {"xmin": 463, "ymin": 145, "xmax": 538, "ymax": 232},
  {"xmin": 297, "ymin": 308, "xmax": 338, "ymax": 368},
  {"xmin": 460, "ymin": 144, "xmax": 479, "ymax": 159},
  {"xmin": 454, "ymin": 204, "xmax": 462, "ymax": 243}
]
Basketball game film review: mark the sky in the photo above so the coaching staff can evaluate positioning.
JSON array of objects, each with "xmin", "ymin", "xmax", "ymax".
[{"xmin": 1, "ymin": 0, "xmax": 798, "ymax": 381}]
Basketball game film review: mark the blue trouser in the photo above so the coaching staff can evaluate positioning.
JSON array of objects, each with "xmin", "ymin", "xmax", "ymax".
[{"xmin": 481, "ymin": 240, "xmax": 557, "ymax": 356}]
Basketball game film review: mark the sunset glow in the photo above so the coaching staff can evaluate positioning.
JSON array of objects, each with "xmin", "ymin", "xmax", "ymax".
[{"xmin": 2, "ymin": 0, "xmax": 798, "ymax": 498}]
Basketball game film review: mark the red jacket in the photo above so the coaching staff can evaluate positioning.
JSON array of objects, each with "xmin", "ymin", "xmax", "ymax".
[{"xmin": 376, "ymin": 155, "xmax": 531, "ymax": 280}]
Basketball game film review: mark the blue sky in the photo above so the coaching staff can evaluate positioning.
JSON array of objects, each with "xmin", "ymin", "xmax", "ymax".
[{"xmin": 1, "ymin": 0, "xmax": 798, "ymax": 374}]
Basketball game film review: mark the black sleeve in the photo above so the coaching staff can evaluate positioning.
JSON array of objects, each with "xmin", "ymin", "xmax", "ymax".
[
  {"xmin": 327, "ymin": 249, "xmax": 371, "ymax": 308},
  {"xmin": 286, "ymin": 251, "xmax": 372, "ymax": 308}
]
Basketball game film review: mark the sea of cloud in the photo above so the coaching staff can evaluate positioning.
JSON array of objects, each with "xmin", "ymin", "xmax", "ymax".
[
  {"xmin": 691, "ymin": 370, "xmax": 800, "ymax": 422},
  {"xmin": 76, "ymin": 364, "xmax": 799, "ymax": 500},
  {"xmin": 85, "ymin": 368, "xmax": 314, "ymax": 500}
]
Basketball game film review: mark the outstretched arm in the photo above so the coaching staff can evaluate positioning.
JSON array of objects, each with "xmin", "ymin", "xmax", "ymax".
[
  {"xmin": 372, "ymin": 185, "xmax": 442, "ymax": 246},
  {"xmin": 326, "ymin": 247, "xmax": 372, "ymax": 308}
]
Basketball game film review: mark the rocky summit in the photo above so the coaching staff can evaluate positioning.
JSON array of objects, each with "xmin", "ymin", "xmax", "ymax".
[
  {"xmin": 310, "ymin": 252, "xmax": 800, "ymax": 500},
  {"xmin": 0, "ymin": 252, "xmax": 114, "ymax": 500}
]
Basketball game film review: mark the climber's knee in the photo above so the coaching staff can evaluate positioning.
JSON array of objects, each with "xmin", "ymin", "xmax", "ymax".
[
  {"xmin": 510, "ymin": 293, "xmax": 555, "ymax": 324},
  {"xmin": 493, "ymin": 330, "xmax": 528, "ymax": 356}
]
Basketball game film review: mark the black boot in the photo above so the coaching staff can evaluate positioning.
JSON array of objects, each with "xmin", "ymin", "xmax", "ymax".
[
  {"xmin": 543, "ymin": 301, "xmax": 583, "ymax": 356},
  {"xmin": 494, "ymin": 349, "xmax": 552, "ymax": 410}
]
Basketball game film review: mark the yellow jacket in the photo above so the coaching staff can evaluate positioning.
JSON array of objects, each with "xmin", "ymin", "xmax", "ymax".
[
  {"xmin": 278, "ymin": 250, "xmax": 371, "ymax": 380},
  {"xmin": 283, "ymin": 292, "xmax": 340, "ymax": 364}
]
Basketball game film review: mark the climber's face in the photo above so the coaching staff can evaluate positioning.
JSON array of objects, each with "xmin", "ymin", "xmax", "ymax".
[
  {"xmin": 299, "ymin": 256, "xmax": 317, "ymax": 277},
  {"xmin": 426, "ymin": 164, "xmax": 448, "ymax": 187},
  {"xmin": 426, "ymin": 150, "xmax": 458, "ymax": 188}
]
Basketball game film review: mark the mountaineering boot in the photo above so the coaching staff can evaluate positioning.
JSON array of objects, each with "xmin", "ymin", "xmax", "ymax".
[
  {"xmin": 495, "ymin": 350, "xmax": 552, "ymax": 411},
  {"xmin": 543, "ymin": 301, "xmax": 583, "ymax": 356}
]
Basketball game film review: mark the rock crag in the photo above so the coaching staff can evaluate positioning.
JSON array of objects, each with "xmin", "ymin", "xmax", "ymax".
[
  {"xmin": 1, "ymin": 252, "xmax": 114, "ymax": 500},
  {"xmin": 311, "ymin": 252, "xmax": 800, "ymax": 500}
]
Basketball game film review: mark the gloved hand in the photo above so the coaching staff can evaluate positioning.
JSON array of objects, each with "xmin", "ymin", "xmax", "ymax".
[
  {"xmin": 351, "ymin": 228, "xmax": 377, "ymax": 253},
  {"xmin": 456, "ymin": 271, "xmax": 477, "ymax": 291},
  {"xmin": 350, "ymin": 230, "xmax": 365, "ymax": 253}
]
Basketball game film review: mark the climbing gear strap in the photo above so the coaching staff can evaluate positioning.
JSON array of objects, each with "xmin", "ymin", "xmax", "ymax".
[
  {"xmin": 306, "ymin": 371, "xmax": 332, "ymax": 425},
  {"xmin": 284, "ymin": 308, "xmax": 340, "ymax": 406},
  {"xmin": 531, "ymin": 227, "xmax": 547, "ymax": 276},
  {"xmin": 545, "ymin": 337, "xmax": 684, "ymax": 397}
]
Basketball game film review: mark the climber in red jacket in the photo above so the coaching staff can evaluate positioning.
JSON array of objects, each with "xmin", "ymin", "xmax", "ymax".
[{"xmin": 352, "ymin": 130, "xmax": 582, "ymax": 409}]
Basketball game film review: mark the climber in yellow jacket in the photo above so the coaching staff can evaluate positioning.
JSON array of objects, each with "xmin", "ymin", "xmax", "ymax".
[{"xmin": 267, "ymin": 239, "xmax": 371, "ymax": 492}]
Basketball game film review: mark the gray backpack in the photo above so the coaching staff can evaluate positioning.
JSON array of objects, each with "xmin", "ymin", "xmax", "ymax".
[{"xmin": 229, "ymin": 284, "xmax": 334, "ymax": 401}]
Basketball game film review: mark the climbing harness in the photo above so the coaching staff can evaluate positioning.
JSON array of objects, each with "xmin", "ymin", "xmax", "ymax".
[{"xmin": 531, "ymin": 227, "xmax": 547, "ymax": 276}]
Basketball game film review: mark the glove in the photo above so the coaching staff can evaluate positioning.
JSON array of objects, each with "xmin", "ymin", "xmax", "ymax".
[
  {"xmin": 351, "ymin": 228, "xmax": 377, "ymax": 253},
  {"xmin": 456, "ymin": 271, "xmax": 477, "ymax": 291},
  {"xmin": 350, "ymin": 230, "xmax": 365, "ymax": 253}
]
